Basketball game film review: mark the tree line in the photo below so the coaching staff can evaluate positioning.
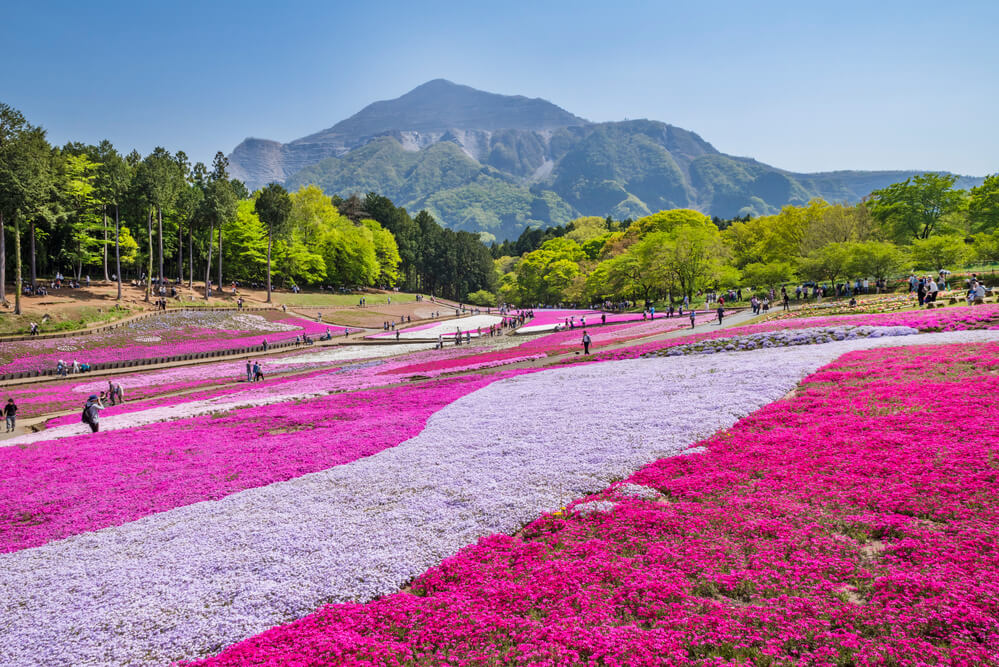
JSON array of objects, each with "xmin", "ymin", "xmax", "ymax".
[
  {"xmin": 493, "ymin": 172, "xmax": 999, "ymax": 307},
  {"xmin": 0, "ymin": 102, "xmax": 496, "ymax": 314}
]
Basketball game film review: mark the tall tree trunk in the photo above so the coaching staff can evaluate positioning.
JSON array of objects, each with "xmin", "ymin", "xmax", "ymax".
[
  {"xmin": 115, "ymin": 205, "xmax": 122, "ymax": 301},
  {"xmin": 157, "ymin": 205, "xmax": 164, "ymax": 290},
  {"xmin": 177, "ymin": 219, "xmax": 183, "ymax": 284},
  {"xmin": 204, "ymin": 221, "xmax": 214, "ymax": 300},
  {"xmin": 103, "ymin": 206, "xmax": 110, "ymax": 282},
  {"xmin": 14, "ymin": 218, "xmax": 22, "ymax": 315},
  {"xmin": 0, "ymin": 211, "xmax": 5, "ymax": 304},
  {"xmin": 145, "ymin": 208, "xmax": 153, "ymax": 302},
  {"xmin": 188, "ymin": 218, "xmax": 193, "ymax": 289},
  {"xmin": 266, "ymin": 226, "xmax": 272, "ymax": 303},
  {"xmin": 217, "ymin": 226, "xmax": 222, "ymax": 294},
  {"xmin": 29, "ymin": 220, "xmax": 36, "ymax": 289}
]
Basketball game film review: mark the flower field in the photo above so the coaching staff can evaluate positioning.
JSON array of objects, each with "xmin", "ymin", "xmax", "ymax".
[
  {"xmin": 588, "ymin": 303, "xmax": 999, "ymax": 362},
  {"xmin": 2, "ymin": 303, "xmax": 999, "ymax": 665},
  {"xmin": 192, "ymin": 340, "xmax": 999, "ymax": 665},
  {"xmin": 366, "ymin": 314, "xmax": 501, "ymax": 339},
  {"xmin": 0, "ymin": 311, "xmax": 339, "ymax": 373}
]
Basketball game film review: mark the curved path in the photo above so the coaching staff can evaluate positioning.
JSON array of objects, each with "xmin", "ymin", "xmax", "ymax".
[{"xmin": 2, "ymin": 329, "xmax": 997, "ymax": 665}]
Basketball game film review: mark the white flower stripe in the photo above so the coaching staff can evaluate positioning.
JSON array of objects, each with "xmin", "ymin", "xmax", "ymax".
[{"xmin": 2, "ymin": 329, "xmax": 996, "ymax": 665}]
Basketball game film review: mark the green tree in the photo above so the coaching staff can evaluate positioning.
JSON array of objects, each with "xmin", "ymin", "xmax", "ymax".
[
  {"xmin": 661, "ymin": 221, "xmax": 728, "ymax": 300},
  {"xmin": 797, "ymin": 242, "xmax": 852, "ymax": 285},
  {"xmin": 741, "ymin": 261, "xmax": 797, "ymax": 289},
  {"xmin": 604, "ymin": 232, "xmax": 671, "ymax": 305},
  {"xmin": 466, "ymin": 289, "xmax": 497, "ymax": 307},
  {"xmin": 255, "ymin": 182, "xmax": 292, "ymax": 302},
  {"xmin": 60, "ymin": 152, "xmax": 103, "ymax": 281},
  {"xmin": 94, "ymin": 140, "xmax": 131, "ymax": 298},
  {"xmin": 846, "ymin": 241, "xmax": 907, "ymax": 286},
  {"xmin": 868, "ymin": 173, "xmax": 964, "ymax": 241},
  {"xmin": 202, "ymin": 153, "xmax": 237, "ymax": 299},
  {"xmin": 135, "ymin": 147, "xmax": 183, "ymax": 296},
  {"xmin": 361, "ymin": 218, "xmax": 402, "ymax": 286},
  {"xmin": 909, "ymin": 235, "xmax": 969, "ymax": 271},
  {"xmin": 0, "ymin": 104, "xmax": 53, "ymax": 314},
  {"xmin": 968, "ymin": 174, "xmax": 999, "ymax": 233}
]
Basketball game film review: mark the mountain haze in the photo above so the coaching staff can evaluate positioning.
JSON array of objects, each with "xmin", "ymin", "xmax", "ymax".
[{"xmin": 229, "ymin": 80, "xmax": 981, "ymax": 241}]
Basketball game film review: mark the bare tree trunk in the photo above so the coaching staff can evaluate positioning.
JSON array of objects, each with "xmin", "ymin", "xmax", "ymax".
[
  {"xmin": 14, "ymin": 218, "xmax": 22, "ymax": 315},
  {"xmin": 0, "ymin": 211, "xmax": 5, "ymax": 304},
  {"xmin": 217, "ymin": 226, "xmax": 222, "ymax": 294},
  {"xmin": 177, "ymin": 219, "xmax": 183, "ymax": 284},
  {"xmin": 115, "ymin": 205, "xmax": 122, "ymax": 301},
  {"xmin": 188, "ymin": 218, "xmax": 193, "ymax": 289},
  {"xmin": 103, "ymin": 206, "xmax": 110, "ymax": 282},
  {"xmin": 266, "ymin": 225, "xmax": 272, "ymax": 303},
  {"xmin": 29, "ymin": 220, "xmax": 36, "ymax": 289},
  {"xmin": 157, "ymin": 206, "xmax": 164, "ymax": 291},
  {"xmin": 204, "ymin": 221, "xmax": 214, "ymax": 300},
  {"xmin": 145, "ymin": 208, "xmax": 153, "ymax": 302}
]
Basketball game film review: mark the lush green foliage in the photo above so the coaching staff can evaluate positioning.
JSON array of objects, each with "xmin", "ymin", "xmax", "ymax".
[{"xmin": 496, "ymin": 176, "xmax": 997, "ymax": 306}]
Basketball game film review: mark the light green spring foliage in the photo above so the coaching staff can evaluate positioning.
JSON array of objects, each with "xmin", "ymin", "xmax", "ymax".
[
  {"xmin": 499, "ymin": 176, "xmax": 999, "ymax": 305},
  {"xmin": 216, "ymin": 186, "xmax": 401, "ymax": 289}
]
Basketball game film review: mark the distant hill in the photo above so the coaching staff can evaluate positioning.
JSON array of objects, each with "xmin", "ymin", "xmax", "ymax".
[{"xmin": 229, "ymin": 80, "xmax": 982, "ymax": 242}]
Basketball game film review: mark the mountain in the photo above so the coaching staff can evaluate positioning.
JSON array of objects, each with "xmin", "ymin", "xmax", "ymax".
[{"xmin": 229, "ymin": 80, "xmax": 982, "ymax": 242}]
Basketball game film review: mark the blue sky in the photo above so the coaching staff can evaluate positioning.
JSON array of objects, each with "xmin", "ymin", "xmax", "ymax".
[{"xmin": 2, "ymin": 0, "xmax": 996, "ymax": 175}]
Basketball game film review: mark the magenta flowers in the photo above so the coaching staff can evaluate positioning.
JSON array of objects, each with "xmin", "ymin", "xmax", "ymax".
[{"xmin": 191, "ymin": 341, "xmax": 999, "ymax": 665}]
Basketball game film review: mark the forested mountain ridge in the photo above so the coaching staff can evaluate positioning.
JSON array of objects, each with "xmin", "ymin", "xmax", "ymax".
[{"xmin": 229, "ymin": 80, "xmax": 982, "ymax": 241}]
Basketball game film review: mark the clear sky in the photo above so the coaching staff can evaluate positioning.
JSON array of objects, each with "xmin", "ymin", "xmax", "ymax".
[{"xmin": 2, "ymin": 0, "xmax": 996, "ymax": 175}]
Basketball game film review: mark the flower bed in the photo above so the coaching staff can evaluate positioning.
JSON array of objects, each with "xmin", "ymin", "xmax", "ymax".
[
  {"xmin": 17, "ymin": 340, "xmax": 528, "ymax": 441},
  {"xmin": 384, "ymin": 319, "xmax": 694, "ymax": 377},
  {"xmin": 589, "ymin": 304, "xmax": 999, "ymax": 362},
  {"xmin": 0, "ymin": 346, "xmax": 352, "ymax": 420},
  {"xmin": 4, "ymin": 330, "xmax": 998, "ymax": 665},
  {"xmin": 516, "ymin": 309, "xmax": 648, "ymax": 333},
  {"xmin": 188, "ymin": 340, "xmax": 999, "ymax": 665},
  {"xmin": 0, "ymin": 312, "xmax": 338, "ymax": 373},
  {"xmin": 382, "ymin": 349, "xmax": 547, "ymax": 376},
  {"xmin": 366, "ymin": 315, "xmax": 501, "ymax": 339},
  {"xmin": 643, "ymin": 325, "xmax": 919, "ymax": 357},
  {"xmin": 0, "ymin": 374, "xmax": 504, "ymax": 554}
]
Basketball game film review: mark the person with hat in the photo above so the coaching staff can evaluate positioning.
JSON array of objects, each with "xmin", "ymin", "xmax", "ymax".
[{"xmin": 82, "ymin": 394, "xmax": 105, "ymax": 433}]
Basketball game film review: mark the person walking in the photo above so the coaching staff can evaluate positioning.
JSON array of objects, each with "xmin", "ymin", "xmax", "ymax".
[
  {"xmin": 253, "ymin": 361, "xmax": 264, "ymax": 382},
  {"xmin": 246, "ymin": 360, "xmax": 253, "ymax": 382},
  {"xmin": 4, "ymin": 398, "xmax": 17, "ymax": 433},
  {"xmin": 582, "ymin": 330, "xmax": 591, "ymax": 355},
  {"xmin": 29, "ymin": 321, "xmax": 39, "ymax": 336},
  {"xmin": 689, "ymin": 309, "xmax": 696, "ymax": 329},
  {"xmin": 717, "ymin": 305, "xmax": 725, "ymax": 325},
  {"xmin": 782, "ymin": 293, "xmax": 790, "ymax": 311},
  {"xmin": 82, "ymin": 394, "xmax": 104, "ymax": 433}
]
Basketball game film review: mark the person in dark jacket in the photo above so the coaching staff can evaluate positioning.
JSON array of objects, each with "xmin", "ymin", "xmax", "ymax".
[
  {"xmin": 4, "ymin": 398, "xmax": 17, "ymax": 432},
  {"xmin": 82, "ymin": 394, "xmax": 104, "ymax": 433}
]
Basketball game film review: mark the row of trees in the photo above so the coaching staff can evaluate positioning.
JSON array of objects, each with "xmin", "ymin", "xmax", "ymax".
[
  {"xmin": 495, "ymin": 172, "xmax": 999, "ymax": 306},
  {"xmin": 0, "ymin": 102, "xmax": 499, "ymax": 313}
]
